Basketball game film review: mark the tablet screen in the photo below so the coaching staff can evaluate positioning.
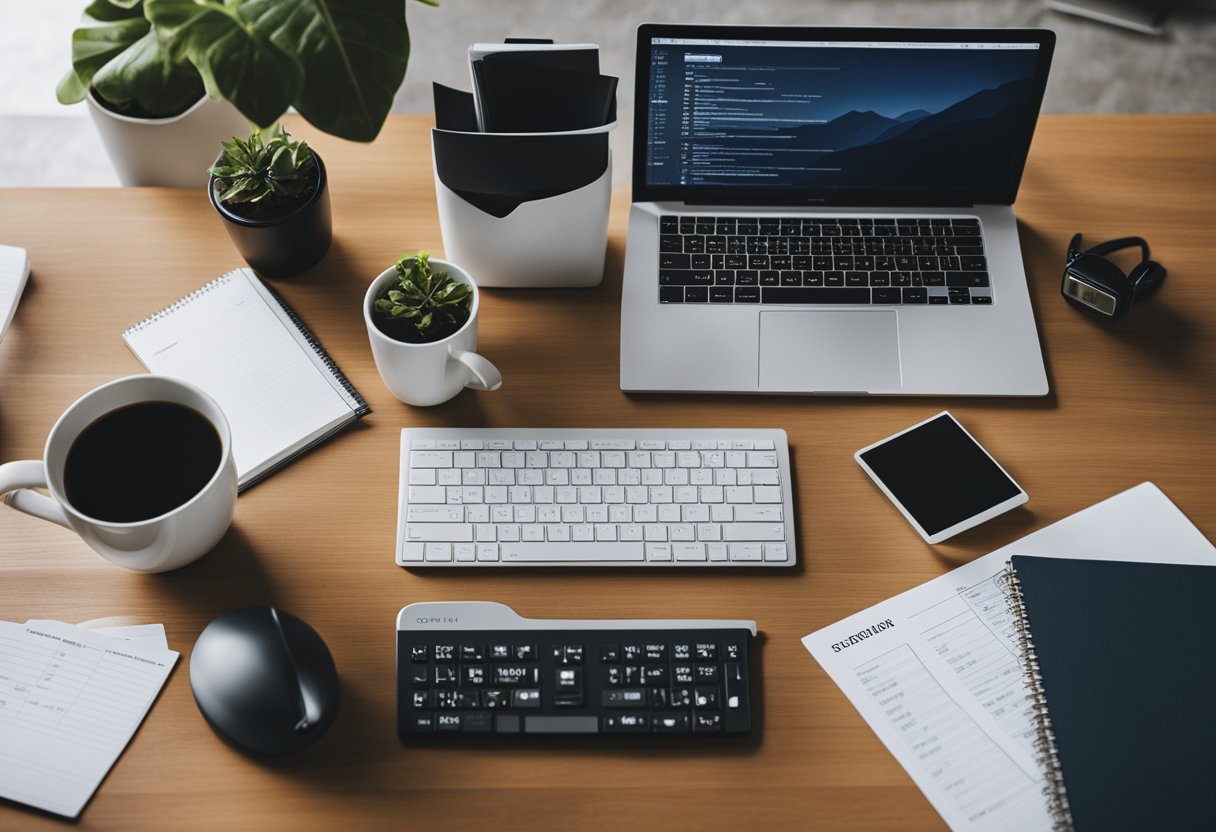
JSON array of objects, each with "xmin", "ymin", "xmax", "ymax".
[{"xmin": 858, "ymin": 414, "xmax": 1022, "ymax": 536}]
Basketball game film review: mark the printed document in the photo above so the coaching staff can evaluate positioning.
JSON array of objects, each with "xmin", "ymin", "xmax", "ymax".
[{"xmin": 0, "ymin": 619, "xmax": 177, "ymax": 817}]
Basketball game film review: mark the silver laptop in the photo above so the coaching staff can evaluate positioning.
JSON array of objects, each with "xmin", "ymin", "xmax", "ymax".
[{"xmin": 620, "ymin": 26, "xmax": 1055, "ymax": 396}]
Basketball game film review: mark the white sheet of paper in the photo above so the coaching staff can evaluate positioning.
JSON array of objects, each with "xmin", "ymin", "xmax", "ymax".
[
  {"xmin": 69, "ymin": 621, "xmax": 169, "ymax": 651},
  {"xmin": 801, "ymin": 482, "xmax": 1216, "ymax": 832},
  {"xmin": 91, "ymin": 624, "xmax": 169, "ymax": 650},
  {"xmin": 0, "ymin": 620, "xmax": 178, "ymax": 817}
]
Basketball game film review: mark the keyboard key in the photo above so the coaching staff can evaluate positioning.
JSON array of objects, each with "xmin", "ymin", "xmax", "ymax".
[
  {"xmin": 603, "ymin": 689, "xmax": 647, "ymax": 707},
  {"xmin": 685, "ymin": 287, "xmax": 708, "ymax": 303},
  {"xmin": 653, "ymin": 713, "xmax": 691, "ymax": 732},
  {"xmin": 605, "ymin": 714, "xmax": 650, "ymax": 733},
  {"xmin": 728, "ymin": 543, "xmax": 763, "ymax": 561},
  {"xmin": 761, "ymin": 287, "xmax": 870, "ymax": 304},
  {"xmin": 526, "ymin": 715, "xmax": 597, "ymax": 733},
  {"xmin": 947, "ymin": 271, "xmax": 990, "ymax": 288},
  {"xmin": 500, "ymin": 543, "xmax": 644, "ymax": 562},
  {"xmin": 872, "ymin": 287, "xmax": 902, "ymax": 304},
  {"xmin": 408, "ymin": 486, "xmax": 447, "ymax": 504},
  {"xmin": 512, "ymin": 689, "xmax": 541, "ymax": 708}
]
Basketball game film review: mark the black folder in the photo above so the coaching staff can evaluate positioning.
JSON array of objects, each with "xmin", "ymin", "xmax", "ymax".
[
  {"xmin": 472, "ymin": 54, "xmax": 618, "ymax": 133},
  {"xmin": 1006, "ymin": 556, "xmax": 1216, "ymax": 831}
]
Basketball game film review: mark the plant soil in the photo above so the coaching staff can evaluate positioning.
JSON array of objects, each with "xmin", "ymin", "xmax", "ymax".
[
  {"xmin": 213, "ymin": 157, "xmax": 320, "ymax": 222},
  {"xmin": 373, "ymin": 306, "xmax": 471, "ymax": 344}
]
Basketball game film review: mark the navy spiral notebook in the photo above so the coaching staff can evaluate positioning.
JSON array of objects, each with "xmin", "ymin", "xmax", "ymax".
[{"xmin": 1004, "ymin": 556, "xmax": 1216, "ymax": 832}]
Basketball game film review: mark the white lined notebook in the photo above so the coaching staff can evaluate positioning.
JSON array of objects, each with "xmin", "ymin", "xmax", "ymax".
[{"xmin": 124, "ymin": 268, "xmax": 370, "ymax": 490}]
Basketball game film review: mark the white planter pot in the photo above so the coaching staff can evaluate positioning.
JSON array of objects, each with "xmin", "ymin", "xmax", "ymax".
[{"xmin": 87, "ymin": 92, "xmax": 250, "ymax": 187}]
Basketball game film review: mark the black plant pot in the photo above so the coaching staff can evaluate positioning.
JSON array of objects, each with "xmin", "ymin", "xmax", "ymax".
[{"xmin": 208, "ymin": 150, "xmax": 333, "ymax": 278}]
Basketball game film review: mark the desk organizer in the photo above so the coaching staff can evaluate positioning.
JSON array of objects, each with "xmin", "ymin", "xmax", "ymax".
[
  {"xmin": 430, "ymin": 39, "xmax": 617, "ymax": 288},
  {"xmin": 432, "ymin": 139, "xmax": 612, "ymax": 289}
]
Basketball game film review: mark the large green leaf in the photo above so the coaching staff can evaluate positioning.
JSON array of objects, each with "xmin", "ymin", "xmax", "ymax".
[
  {"xmin": 56, "ymin": 17, "xmax": 149, "ymax": 103},
  {"xmin": 146, "ymin": 0, "xmax": 302, "ymax": 128},
  {"xmin": 83, "ymin": 0, "xmax": 146, "ymax": 23},
  {"xmin": 238, "ymin": 0, "xmax": 409, "ymax": 141},
  {"xmin": 91, "ymin": 28, "xmax": 206, "ymax": 116}
]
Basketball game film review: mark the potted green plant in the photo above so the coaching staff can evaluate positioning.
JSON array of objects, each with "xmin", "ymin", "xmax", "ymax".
[
  {"xmin": 208, "ymin": 126, "xmax": 331, "ymax": 278},
  {"xmin": 363, "ymin": 253, "xmax": 501, "ymax": 406},
  {"xmin": 56, "ymin": 1, "xmax": 248, "ymax": 186},
  {"xmin": 58, "ymin": 0, "xmax": 436, "ymax": 186}
]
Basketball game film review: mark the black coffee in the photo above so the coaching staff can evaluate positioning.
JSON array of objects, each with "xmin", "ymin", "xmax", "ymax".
[{"xmin": 64, "ymin": 401, "xmax": 222, "ymax": 523}]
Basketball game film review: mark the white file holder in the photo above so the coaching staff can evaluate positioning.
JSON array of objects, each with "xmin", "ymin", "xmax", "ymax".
[{"xmin": 433, "ymin": 151, "xmax": 612, "ymax": 289}]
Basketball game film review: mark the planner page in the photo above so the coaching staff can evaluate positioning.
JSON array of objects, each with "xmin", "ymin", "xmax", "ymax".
[
  {"xmin": 123, "ymin": 270, "xmax": 355, "ymax": 487},
  {"xmin": 0, "ymin": 620, "xmax": 178, "ymax": 817},
  {"xmin": 801, "ymin": 483, "xmax": 1216, "ymax": 832}
]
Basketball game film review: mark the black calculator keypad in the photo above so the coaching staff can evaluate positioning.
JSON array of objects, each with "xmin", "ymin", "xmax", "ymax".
[{"xmin": 398, "ymin": 628, "xmax": 752, "ymax": 737}]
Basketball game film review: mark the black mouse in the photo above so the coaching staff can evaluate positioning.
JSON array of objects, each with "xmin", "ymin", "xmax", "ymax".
[{"xmin": 190, "ymin": 606, "xmax": 340, "ymax": 755}]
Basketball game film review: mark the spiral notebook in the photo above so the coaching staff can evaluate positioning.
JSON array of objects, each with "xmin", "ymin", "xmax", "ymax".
[
  {"xmin": 1003, "ymin": 556, "xmax": 1216, "ymax": 832},
  {"xmin": 123, "ymin": 268, "xmax": 370, "ymax": 490}
]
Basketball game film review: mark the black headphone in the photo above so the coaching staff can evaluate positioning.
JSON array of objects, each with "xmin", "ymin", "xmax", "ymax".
[{"xmin": 1061, "ymin": 234, "xmax": 1166, "ymax": 320}]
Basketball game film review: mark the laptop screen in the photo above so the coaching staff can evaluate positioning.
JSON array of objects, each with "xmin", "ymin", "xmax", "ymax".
[{"xmin": 634, "ymin": 27, "xmax": 1054, "ymax": 206}]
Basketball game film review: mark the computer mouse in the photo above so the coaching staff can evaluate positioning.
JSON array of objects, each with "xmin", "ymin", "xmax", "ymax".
[{"xmin": 190, "ymin": 606, "xmax": 340, "ymax": 756}]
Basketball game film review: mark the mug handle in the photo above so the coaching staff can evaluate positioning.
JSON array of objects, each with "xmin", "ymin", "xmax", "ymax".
[
  {"xmin": 452, "ymin": 349, "xmax": 503, "ymax": 392},
  {"xmin": 0, "ymin": 460, "xmax": 71, "ymax": 529}
]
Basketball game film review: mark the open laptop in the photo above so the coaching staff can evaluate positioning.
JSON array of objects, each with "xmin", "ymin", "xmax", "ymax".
[{"xmin": 620, "ymin": 26, "xmax": 1055, "ymax": 395}]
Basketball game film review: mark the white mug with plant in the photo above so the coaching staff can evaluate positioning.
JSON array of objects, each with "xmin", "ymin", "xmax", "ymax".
[{"xmin": 364, "ymin": 253, "xmax": 502, "ymax": 406}]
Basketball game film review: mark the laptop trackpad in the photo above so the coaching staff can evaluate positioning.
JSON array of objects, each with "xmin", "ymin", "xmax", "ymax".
[{"xmin": 759, "ymin": 310, "xmax": 902, "ymax": 392}]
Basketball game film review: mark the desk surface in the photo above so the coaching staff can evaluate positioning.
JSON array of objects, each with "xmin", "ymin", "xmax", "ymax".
[{"xmin": 2, "ymin": 114, "xmax": 1214, "ymax": 831}]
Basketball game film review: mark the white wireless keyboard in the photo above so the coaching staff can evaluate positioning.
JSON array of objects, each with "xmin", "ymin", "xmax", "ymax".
[{"xmin": 396, "ymin": 429, "xmax": 796, "ymax": 567}]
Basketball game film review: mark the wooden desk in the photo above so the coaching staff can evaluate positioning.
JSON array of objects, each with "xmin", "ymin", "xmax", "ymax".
[{"xmin": 2, "ymin": 114, "xmax": 1213, "ymax": 831}]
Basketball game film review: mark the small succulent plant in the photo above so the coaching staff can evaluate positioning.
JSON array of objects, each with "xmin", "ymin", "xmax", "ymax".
[
  {"xmin": 373, "ymin": 252, "xmax": 472, "ymax": 342},
  {"xmin": 209, "ymin": 125, "xmax": 316, "ymax": 218}
]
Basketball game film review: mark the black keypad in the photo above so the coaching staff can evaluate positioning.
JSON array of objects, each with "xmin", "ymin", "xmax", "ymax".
[
  {"xmin": 399, "ymin": 626, "xmax": 753, "ymax": 737},
  {"xmin": 657, "ymin": 216, "xmax": 991, "ymax": 305}
]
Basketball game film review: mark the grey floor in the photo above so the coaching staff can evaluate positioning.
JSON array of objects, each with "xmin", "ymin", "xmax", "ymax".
[{"xmin": 2, "ymin": 0, "xmax": 1214, "ymax": 186}]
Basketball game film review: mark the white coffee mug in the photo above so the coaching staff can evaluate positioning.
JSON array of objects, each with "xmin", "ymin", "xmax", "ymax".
[
  {"xmin": 0, "ymin": 375, "xmax": 237, "ymax": 573},
  {"xmin": 364, "ymin": 258, "xmax": 503, "ymax": 406}
]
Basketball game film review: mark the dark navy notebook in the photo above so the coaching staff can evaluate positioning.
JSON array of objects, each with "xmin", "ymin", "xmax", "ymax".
[{"xmin": 1005, "ymin": 556, "xmax": 1216, "ymax": 832}]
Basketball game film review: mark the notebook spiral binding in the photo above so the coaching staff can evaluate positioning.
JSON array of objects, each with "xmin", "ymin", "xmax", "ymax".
[
  {"xmin": 124, "ymin": 273, "xmax": 234, "ymax": 333},
  {"xmin": 259, "ymin": 278, "xmax": 372, "ymax": 418},
  {"xmin": 1000, "ymin": 562, "xmax": 1074, "ymax": 832}
]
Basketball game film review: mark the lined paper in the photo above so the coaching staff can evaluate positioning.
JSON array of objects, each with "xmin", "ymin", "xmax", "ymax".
[
  {"xmin": 123, "ymin": 269, "xmax": 363, "ymax": 488},
  {"xmin": 0, "ymin": 620, "xmax": 177, "ymax": 817}
]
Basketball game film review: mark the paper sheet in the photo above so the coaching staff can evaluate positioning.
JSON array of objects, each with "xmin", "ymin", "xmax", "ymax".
[
  {"xmin": 801, "ymin": 483, "xmax": 1216, "ymax": 832},
  {"xmin": 0, "ymin": 620, "xmax": 177, "ymax": 817}
]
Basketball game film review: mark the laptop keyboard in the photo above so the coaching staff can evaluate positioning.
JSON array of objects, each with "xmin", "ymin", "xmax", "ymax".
[{"xmin": 657, "ymin": 215, "xmax": 990, "ymax": 306}]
